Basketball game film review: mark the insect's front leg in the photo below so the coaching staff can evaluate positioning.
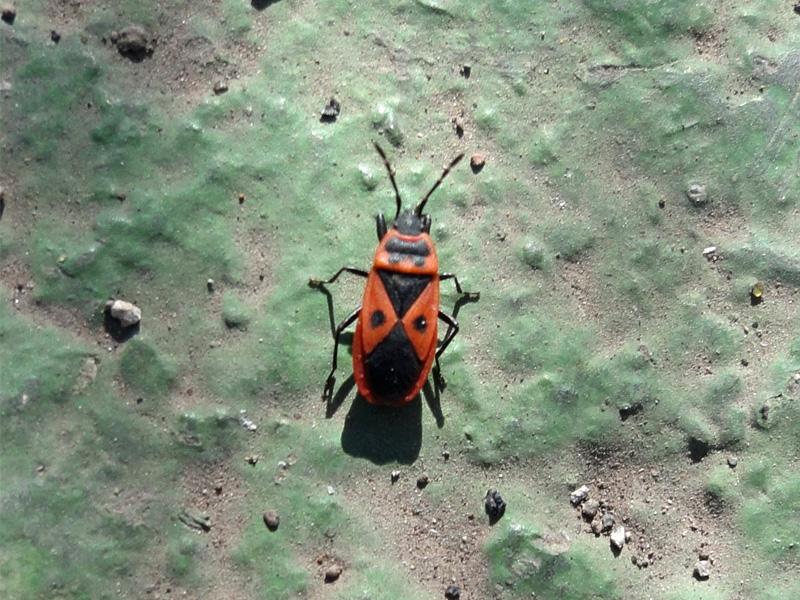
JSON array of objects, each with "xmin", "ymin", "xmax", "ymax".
[
  {"xmin": 439, "ymin": 272, "xmax": 480, "ymax": 299},
  {"xmin": 309, "ymin": 266, "xmax": 368, "ymax": 287}
]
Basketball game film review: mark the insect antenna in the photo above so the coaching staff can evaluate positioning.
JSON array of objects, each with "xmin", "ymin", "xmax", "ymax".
[
  {"xmin": 373, "ymin": 142, "xmax": 403, "ymax": 219},
  {"xmin": 416, "ymin": 152, "xmax": 465, "ymax": 216}
]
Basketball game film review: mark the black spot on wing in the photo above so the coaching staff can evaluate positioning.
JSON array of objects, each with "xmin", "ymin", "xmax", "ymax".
[
  {"xmin": 413, "ymin": 315, "xmax": 427, "ymax": 333},
  {"xmin": 370, "ymin": 310, "xmax": 386, "ymax": 328},
  {"xmin": 378, "ymin": 270, "xmax": 431, "ymax": 318},
  {"xmin": 364, "ymin": 323, "xmax": 422, "ymax": 403}
]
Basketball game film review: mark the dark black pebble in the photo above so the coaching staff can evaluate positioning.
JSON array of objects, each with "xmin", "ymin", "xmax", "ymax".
[{"xmin": 484, "ymin": 488, "xmax": 506, "ymax": 523}]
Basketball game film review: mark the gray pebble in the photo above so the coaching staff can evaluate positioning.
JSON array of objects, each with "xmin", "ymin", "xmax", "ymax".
[
  {"xmin": 686, "ymin": 183, "xmax": 708, "ymax": 205},
  {"xmin": 570, "ymin": 485, "xmax": 590, "ymax": 506},
  {"xmin": 582, "ymin": 498, "xmax": 600, "ymax": 520},
  {"xmin": 694, "ymin": 559, "xmax": 711, "ymax": 580},
  {"xmin": 262, "ymin": 510, "xmax": 280, "ymax": 531}
]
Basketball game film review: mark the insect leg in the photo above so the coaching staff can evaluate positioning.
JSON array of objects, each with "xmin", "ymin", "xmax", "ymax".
[
  {"xmin": 439, "ymin": 272, "xmax": 480, "ymax": 299},
  {"xmin": 309, "ymin": 266, "xmax": 368, "ymax": 287},
  {"xmin": 436, "ymin": 310, "xmax": 460, "ymax": 360},
  {"xmin": 433, "ymin": 309, "xmax": 460, "ymax": 389},
  {"xmin": 323, "ymin": 306, "xmax": 361, "ymax": 401}
]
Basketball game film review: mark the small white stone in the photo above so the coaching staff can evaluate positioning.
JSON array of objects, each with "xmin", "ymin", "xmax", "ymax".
[
  {"xmin": 610, "ymin": 526, "xmax": 626, "ymax": 550},
  {"xmin": 702, "ymin": 246, "xmax": 717, "ymax": 256},
  {"xmin": 106, "ymin": 299, "xmax": 142, "ymax": 327},
  {"xmin": 239, "ymin": 416, "xmax": 257, "ymax": 431}
]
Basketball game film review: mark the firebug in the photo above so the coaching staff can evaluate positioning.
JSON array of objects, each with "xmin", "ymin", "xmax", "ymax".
[{"xmin": 309, "ymin": 143, "xmax": 478, "ymax": 406}]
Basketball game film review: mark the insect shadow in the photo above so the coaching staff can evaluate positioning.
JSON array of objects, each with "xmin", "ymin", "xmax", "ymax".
[
  {"xmin": 340, "ymin": 393, "xmax": 423, "ymax": 465},
  {"xmin": 250, "ymin": 0, "xmax": 281, "ymax": 10}
]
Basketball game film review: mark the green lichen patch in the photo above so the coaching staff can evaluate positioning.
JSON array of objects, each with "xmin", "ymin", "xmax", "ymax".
[
  {"xmin": 118, "ymin": 337, "xmax": 178, "ymax": 399},
  {"xmin": 486, "ymin": 521, "xmax": 619, "ymax": 599}
]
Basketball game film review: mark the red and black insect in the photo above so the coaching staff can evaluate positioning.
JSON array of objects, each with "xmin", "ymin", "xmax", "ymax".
[{"xmin": 310, "ymin": 143, "xmax": 478, "ymax": 406}]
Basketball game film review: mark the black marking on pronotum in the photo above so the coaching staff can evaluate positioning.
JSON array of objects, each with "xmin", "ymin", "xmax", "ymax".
[
  {"xmin": 378, "ymin": 270, "xmax": 431, "ymax": 318},
  {"xmin": 385, "ymin": 237, "xmax": 431, "ymax": 257},
  {"xmin": 370, "ymin": 310, "xmax": 386, "ymax": 329},
  {"xmin": 388, "ymin": 252, "xmax": 427, "ymax": 268}
]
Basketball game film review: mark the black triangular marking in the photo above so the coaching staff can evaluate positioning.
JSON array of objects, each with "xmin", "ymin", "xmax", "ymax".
[
  {"xmin": 364, "ymin": 322, "xmax": 422, "ymax": 403},
  {"xmin": 377, "ymin": 270, "xmax": 431, "ymax": 318}
]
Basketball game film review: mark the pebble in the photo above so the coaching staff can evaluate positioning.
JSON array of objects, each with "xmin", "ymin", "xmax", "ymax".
[
  {"xmin": 106, "ymin": 299, "xmax": 142, "ymax": 327},
  {"xmin": 115, "ymin": 25, "xmax": 150, "ymax": 58},
  {"xmin": 694, "ymin": 559, "xmax": 711, "ymax": 580},
  {"xmin": 445, "ymin": 584, "xmax": 461, "ymax": 599},
  {"xmin": 1, "ymin": 6, "xmax": 16, "ymax": 24},
  {"xmin": 452, "ymin": 115, "xmax": 465, "ymax": 138},
  {"xmin": 470, "ymin": 153, "xmax": 486, "ymax": 169},
  {"xmin": 262, "ymin": 510, "xmax": 280, "ymax": 531},
  {"xmin": 239, "ymin": 415, "xmax": 257, "ymax": 432},
  {"xmin": 632, "ymin": 554, "xmax": 649, "ymax": 568},
  {"xmin": 570, "ymin": 485, "xmax": 590, "ymax": 506},
  {"xmin": 686, "ymin": 183, "xmax": 708, "ymax": 205},
  {"xmin": 213, "ymin": 80, "xmax": 229, "ymax": 95},
  {"xmin": 727, "ymin": 455, "xmax": 738, "ymax": 468},
  {"xmin": 417, "ymin": 473, "xmax": 430, "ymax": 489},
  {"xmin": 581, "ymin": 498, "xmax": 600, "ymax": 520},
  {"xmin": 321, "ymin": 97, "xmax": 340, "ymax": 119},
  {"xmin": 601, "ymin": 512, "xmax": 615, "ymax": 531},
  {"xmin": 610, "ymin": 526, "xmax": 626, "ymax": 550},
  {"xmin": 591, "ymin": 518, "xmax": 603, "ymax": 535},
  {"xmin": 484, "ymin": 488, "xmax": 507, "ymax": 522}
]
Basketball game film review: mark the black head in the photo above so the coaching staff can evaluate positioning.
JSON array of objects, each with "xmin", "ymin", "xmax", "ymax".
[
  {"xmin": 373, "ymin": 142, "xmax": 464, "ymax": 239},
  {"xmin": 392, "ymin": 208, "xmax": 430, "ymax": 236}
]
